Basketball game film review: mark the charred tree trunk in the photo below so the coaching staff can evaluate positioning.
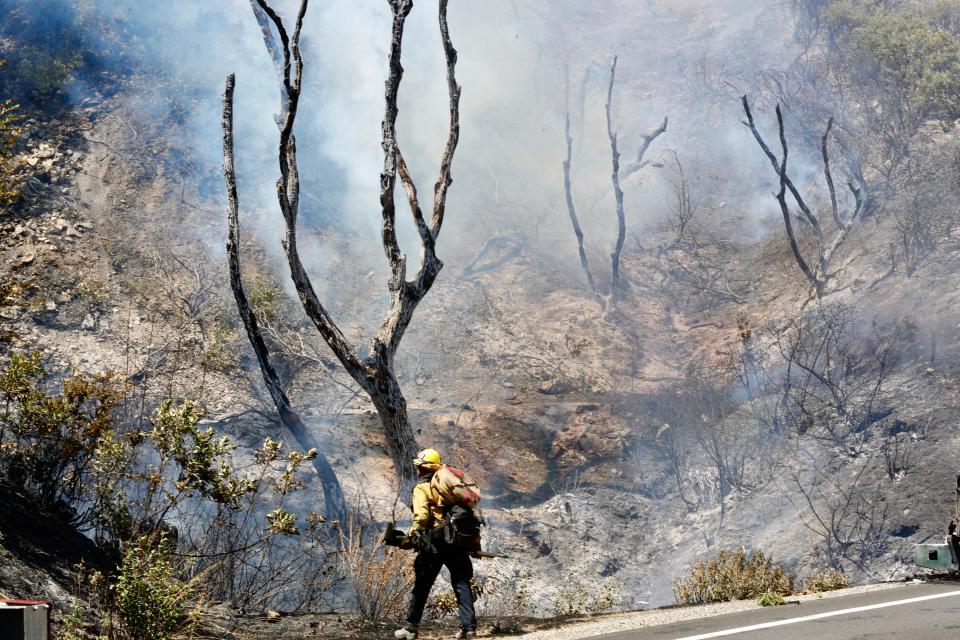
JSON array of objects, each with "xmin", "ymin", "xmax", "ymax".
[
  {"xmin": 225, "ymin": 0, "xmax": 461, "ymax": 493},
  {"xmin": 605, "ymin": 56, "xmax": 628, "ymax": 303},
  {"xmin": 605, "ymin": 56, "xmax": 667, "ymax": 304},
  {"xmin": 562, "ymin": 59, "xmax": 665, "ymax": 304},
  {"xmin": 222, "ymin": 74, "xmax": 347, "ymax": 523},
  {"xmin": 562, "ymin": 65, "xmax": 597, "ymax": 293},
  {"xmin": 741, "ymin": 95, "xmax": 867, "ymax": 297}
]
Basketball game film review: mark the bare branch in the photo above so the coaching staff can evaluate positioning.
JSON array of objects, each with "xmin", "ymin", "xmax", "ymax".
[
  {"xmin": 606, "ymin": 55, "xmax": 627, "ymax": 302},
  {"xmin": 743, "ymin": 96, "xmax": 866, "ymax": 296},
  {"xmin": 562, "ymin": 64, "xmax": 597, "ymax": 293},
  {"xmin": 250, "ymin": 0, "xmax": 368, "ymax": 380},
  {"xmin": 773, "ymin": 103, "xmax": 820, "ymax": 293},
  {"xmin": 230, "ymin": 0, "xmax": 461, "ymax": 489},
  {"xmin": 431, "ymin": 0, "xmax": 461, "ymax": 238},
  {"xmin": 741, "ymin": 95, "xmax": 821, "ymax": 239},
  {"xmin": 822, "ymin": 117, "xmax": 840, "ymax": 229},
  {"xmin": 395, "ymin": 146, "xmax": 433, "ymax": 254}
]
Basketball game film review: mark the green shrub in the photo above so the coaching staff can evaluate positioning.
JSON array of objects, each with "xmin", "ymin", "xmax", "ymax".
[
  {"xmin": 805, "ymin": 568, "xmax": 850, "ymax": 593},
  {"xmin": 0, "ymin": 352, "xmax": 128, "ymax": 507},
  {"xmin": 825, "ymin": 1, "xmax": 960, "ymax": 118},
  {"xmin": 0, "ymin": 1, "xmax": 92, "ymax": 106},
  {"xmin": 756, "ymin": 591, "xmax": 786, "ymax": 606},
  {"xmin": 115, "ymin": 539, "xmax": 195, "ymax": 640},
  {"xmin": 0, "ymin": 91, "xmax": 20, "ymax": 207},
  {"xmin": 60, "ymin": 597, "xmax": 87, "ymax": 640},
  {"xmin": 673, "ymin": 547, "xmax": 795, "ymax": 605},
  {"xmin": 12, "ymin": 46, "xmax": 83, "ymax": 103}
]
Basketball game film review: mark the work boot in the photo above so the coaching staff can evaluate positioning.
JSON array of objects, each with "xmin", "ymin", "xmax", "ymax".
[
  {"xmin": 394, "ymin": 625, "xmax": 418, "ymax": 639},
  {"xmin": 453, "ymin": 629, "xmax": 476, "ymax": 639}
]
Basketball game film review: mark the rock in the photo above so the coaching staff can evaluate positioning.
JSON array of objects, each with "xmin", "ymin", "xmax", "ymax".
[
  {"xmin": 45, "ymin": 301, "xmax": 57, "ymax": 312},
  {"xmin": 81, "ymin": 314, "xmax": 97, "ymax": 331},
  {"xmin": 537, "ymin": 378, "xmax": 572, "ymax": 395},
  {"xmin": 265, "ymin": 610, "xmax": 281, "ymax": 622},
  {"xmin": 17, "ymin": 248, "xmax": 35, "ymax": 265},
  {"xmin": 25, "ymin": 157, "xmax": 39, "ymax": 168}
]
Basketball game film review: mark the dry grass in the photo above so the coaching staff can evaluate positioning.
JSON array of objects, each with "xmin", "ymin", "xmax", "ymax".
[
  {"xmin": 805, "ymin": 568, "xmax": 850, "ymax": 593},
  {"xmin": 340, "ymin": 524, "xmax": 414, "ymax": 622},
  {"xmin": 672, "ymin": 547, "xmax": 794, "ymax": 605}
]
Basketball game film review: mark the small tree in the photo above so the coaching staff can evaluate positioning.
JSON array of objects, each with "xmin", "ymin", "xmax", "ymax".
[
  {"xmin": 0, "ymin": 62, "xmax": 21, "ymax": 206},
  {"xmin": 223, "ymin": 0, "xmax": 462, "ymax": 511},
  {"xmin": 561, "ymin": 57, "xmax": 666, "ymax": 304}
]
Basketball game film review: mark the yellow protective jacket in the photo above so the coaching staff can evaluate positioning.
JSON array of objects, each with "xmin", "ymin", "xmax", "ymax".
[{"xmin": 410, "ymin": 474, "xmax": 446, "ymax": 533}]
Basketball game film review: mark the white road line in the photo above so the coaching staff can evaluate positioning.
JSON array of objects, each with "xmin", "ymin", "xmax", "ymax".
[{"xmin": 672, "ymin": 589, "xmax": 960, "ymax": 640}]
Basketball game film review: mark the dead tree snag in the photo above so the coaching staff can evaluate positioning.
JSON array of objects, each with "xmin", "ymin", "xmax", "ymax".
[
  {"xmin": 606, "ymin": 56, "xmax": 667, "ymax": 303},
  {"xmin": 223, "ymin": 74, "xmax": 347, "ymax": 523},
  {"xmin": 741, "ymin": 96, "xmax": 867, "ymax": 297},
  {"xmin": 562, "ymin": 65, "xmax": 597, "ymax": 293},
  {"xmin": 562, "ymin": 56, "xmax": 666, "ymax": 304},
  {"xmin": 223, "ymin": 0, "xmax": 461, "ymax": 493}
]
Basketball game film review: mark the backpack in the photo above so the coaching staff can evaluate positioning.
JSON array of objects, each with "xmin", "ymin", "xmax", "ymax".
[
  {"xmin": 430, "ymin": 465, "xmax": 483, "ymax": 551},
  {"xmin": 441, "ymin": 504, "xmax": 483, "ymax": 551},
  {"xmin": 430, "ymin": 465, "xmax": 482, "ymax": 509}
]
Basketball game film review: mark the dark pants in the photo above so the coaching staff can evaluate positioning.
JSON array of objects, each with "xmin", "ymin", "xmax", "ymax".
[{"xmin": 405, "ymin": 543, "xmax": 476, "ymax": 631}]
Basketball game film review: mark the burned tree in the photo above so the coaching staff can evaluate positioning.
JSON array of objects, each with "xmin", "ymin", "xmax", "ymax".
[
  {"xmin": 741, "ymin": 96, "xmax": 868, "ymax": 297},
  {"xmin": 222, "ymin": 0, "xmax": 462, "ymax": 505},
  {"xmin": 562, "ymin": 65, "xmax": 597, "ymax": 293},
  {"xmin": 606, "ymin": 56, "xmax": 667, "ymax": 303},
  {"xmin": 562, "ymin": 56, "xmax": 666, "ymax": 302}
]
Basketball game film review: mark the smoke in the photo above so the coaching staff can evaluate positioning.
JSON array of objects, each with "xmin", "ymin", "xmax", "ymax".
[{"xmin": 0, "ymin": 0, "xmax": 816, "ymax": 300}]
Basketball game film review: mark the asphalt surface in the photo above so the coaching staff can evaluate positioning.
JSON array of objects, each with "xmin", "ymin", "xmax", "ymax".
[{"xmin": 590, "ymin": 582, "xmax": 960, "ymax": 640}]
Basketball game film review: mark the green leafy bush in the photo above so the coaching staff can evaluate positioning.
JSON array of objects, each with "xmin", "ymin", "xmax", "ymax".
[
  {"xmin": 60, "ymin": 597, "xmax": 87, "ymax": 640},
  {"xmin": 115, "ymin": 539, "xmax": 195, "ymax": 640},
  {"xmin": 0, "ymin": 352, "xmax": 128, "ymax": 508},
  {"xmin": 825, "ymin": 0, "xmax": 960, "ymax": 118},
  {"xmin": 756, "ymin": 591, "xmax": 786, "ymax": 606},
  {"xmin": 673, "ymin": 547, "xmax": 795, "ymax": 605},
  {"xmin": 0, "ymin": 1, "xmax": 92, "ymax": 105},
  {"xmin": 0, "ymin": 74, "xmax": 21, "ymax": 207}
]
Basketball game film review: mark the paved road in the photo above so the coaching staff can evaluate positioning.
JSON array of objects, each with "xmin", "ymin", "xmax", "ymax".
[{"xmin": 591, "ymin": 582, "xmax": 960, "ymax": 640}]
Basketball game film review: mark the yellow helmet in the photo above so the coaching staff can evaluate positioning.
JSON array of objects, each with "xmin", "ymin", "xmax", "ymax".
[{"xmin": 413, "ymin": 448, "xmax": 442, "ymax": 468}]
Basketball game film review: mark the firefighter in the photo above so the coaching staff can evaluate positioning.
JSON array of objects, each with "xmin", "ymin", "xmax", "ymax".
[{"xmin": 394, "ymin": 448, "xmax": 477, "ymax": 640}]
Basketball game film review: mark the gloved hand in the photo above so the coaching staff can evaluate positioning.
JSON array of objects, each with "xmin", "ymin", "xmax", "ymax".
[{"xmin": 399, "ymin": 534, "xmax": 414, "ymax": 550}]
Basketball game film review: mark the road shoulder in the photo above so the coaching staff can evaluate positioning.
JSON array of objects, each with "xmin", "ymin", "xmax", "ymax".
[{"xmin": 516, "ymin": 582, "xmax": 910, "ymax": 640}]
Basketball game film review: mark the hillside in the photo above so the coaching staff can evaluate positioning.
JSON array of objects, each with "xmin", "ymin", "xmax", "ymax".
[{"xmin": 4, "ymin": 0, "xmax": 960, "ymax": 637}]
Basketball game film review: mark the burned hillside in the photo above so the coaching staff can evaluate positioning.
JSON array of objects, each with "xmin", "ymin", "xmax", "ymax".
[{"xmin": 3, "ymin": 0, "xmax": 960, "ymax": 637}]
